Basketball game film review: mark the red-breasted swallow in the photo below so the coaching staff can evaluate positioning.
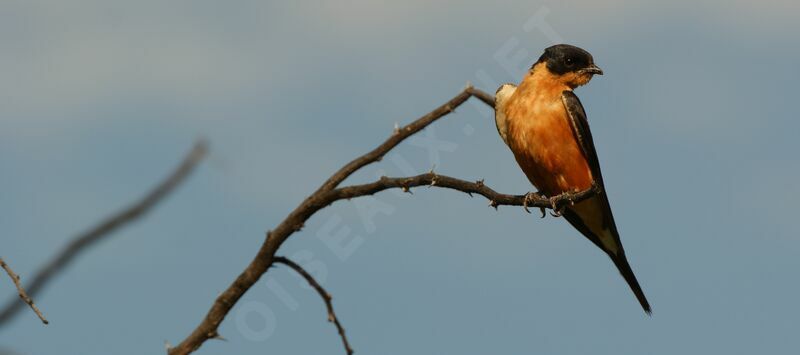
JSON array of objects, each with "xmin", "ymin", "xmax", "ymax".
[{"xmin": 495, "ymin": 44, "xmax": 651, "ymax": 314}]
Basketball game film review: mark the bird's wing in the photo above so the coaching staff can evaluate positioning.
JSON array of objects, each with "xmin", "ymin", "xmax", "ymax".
[
  {"xmin": 561, "ymin": 90, "xmax": 604, "ymax": 184},
  {"xmin": 560, "ymin": 90, "xmax": 651, "ymax": 314},
  {"xmin": 494, "ymin": 83, "xmax": 517, "ymax": 146},
  {"xmin": 560, "ymin": 90, "xmax": 620, "ymax": 251}
]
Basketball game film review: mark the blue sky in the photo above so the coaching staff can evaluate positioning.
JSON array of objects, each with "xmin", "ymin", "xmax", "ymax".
[{"xmin": 1, "ymin": 1, "xmax": 799, "ymax": 354}]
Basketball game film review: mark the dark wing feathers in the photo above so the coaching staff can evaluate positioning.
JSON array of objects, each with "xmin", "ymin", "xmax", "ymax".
[
  {"xmin": 560, "ymin": 90, "xmax": 618, "ymax": 235},
  {"xmin": 561, "ymin": 91, "xmax": 604, "ymax": 185}
]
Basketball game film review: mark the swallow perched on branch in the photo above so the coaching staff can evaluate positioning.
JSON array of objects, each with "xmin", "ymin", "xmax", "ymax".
[{"xmin": 495, "ymin": 44, "xmax": 651, "ymax": 314}]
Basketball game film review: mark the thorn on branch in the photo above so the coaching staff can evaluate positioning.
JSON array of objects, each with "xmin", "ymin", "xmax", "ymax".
[
  {"xmin": 488, "ymin": 200, "xmax": 498, "ymax": 210},
  {"xmin": 428, "ymin": 166, "xmax": 438, "ymax": 187},
  {"xmin": 209, "ymin": 331, "xmax": 226, "ymax": 342},
  {"xmin": 475, "ymin": 179, "xmax": 484, "ymax": 188}
]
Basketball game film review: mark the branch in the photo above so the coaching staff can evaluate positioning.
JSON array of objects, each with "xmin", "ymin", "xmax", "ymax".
[
  {"xmin": 167, "ymin": 86, "xmax": 594, "ymax": 355},
  {"xmin": 273, "ymin": 256, "xmax": 353, "ymax": 355},
  {"xmin": 466, "ymin": 86, "xmax": 495, "ymax": 108},
  {"xmin": 0, "ymin": 258, "xmax": 48, "ymax": 324},
  {"xmin": 331, "ymin": 173, "xmax": 598, "ymax": 211},
  {"xmin": 318, "ymin": 85, "xmax": 492, "ymax": 193},
  {"xmin": 0, "ymin": 140, "xmax": 208, "ymax": 327}
]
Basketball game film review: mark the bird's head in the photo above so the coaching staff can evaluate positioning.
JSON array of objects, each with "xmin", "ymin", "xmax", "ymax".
[{"xmin": 532, "ymin": 44, "xmax": 603, "ymax": 88}]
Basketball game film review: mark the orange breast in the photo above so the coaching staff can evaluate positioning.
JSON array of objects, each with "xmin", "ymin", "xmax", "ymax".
[{"xmin": 504, "ymin": 93, "xmax": 593, "ymax": 195}]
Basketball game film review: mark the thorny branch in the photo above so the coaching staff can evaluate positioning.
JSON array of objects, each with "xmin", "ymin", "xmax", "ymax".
[
  {"xmin": 273, "ymin": 256, "xmax": 353, "ymax": 355},
  {"xmin": 0, "ymin": 258, "xmax": 48, "ymax": 324},
  {"xmin": 167, "ymin": 85, "xmax": 601, "ymax": 355},
  {"xmin": 335, "ymin": 174, "xmax": 598, "ymax": 213},
  {"xmin": 0, "ymin": 141, "xmax": 208, "ymax": 327}
]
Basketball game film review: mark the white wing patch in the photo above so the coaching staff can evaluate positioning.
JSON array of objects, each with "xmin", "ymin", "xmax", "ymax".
[{"xmin": 494, "ymin": 83, "xmax": 517, "ymax": 146}]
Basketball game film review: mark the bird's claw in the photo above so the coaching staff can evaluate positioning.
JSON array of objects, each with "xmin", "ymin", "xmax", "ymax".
[
  {"xmin": 522, "ymin": 192, "xmax": 540, "ymax": 214},
  {"xmin": 549, "ymin": 193, "xmax": 568, "ymax": 217},
  {"xmin": 548, "ymin": 190, "xmax": 578, "ymax": 217},
  {"xmin": 549, "ymin": 195, "xmax": 563, "ymax": 217},
  {"xmin": 522, "ymin": 192, "xmax": 547, "ymax": 218}
]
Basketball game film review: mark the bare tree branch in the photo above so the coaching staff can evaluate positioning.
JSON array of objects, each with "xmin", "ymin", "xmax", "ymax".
[
  {"xmin": 0, "ymin": 140, "xmax": 208, "ymax": 327},
  {"xmin": 318, "ymin": 85, "xmax": 493, "ymax": 193},
  {"xmin": 466, "ymin": 86, "xmax": 495, "ymax": 108},
  {"xmin": 331, "ymin": 173, "xmax": 598, "ymax": 211},
  {"xmin": 0, "ymin": 258, "xmax": 48, "ymax": 325},
  {"xmin": 273, "ymin": 256, "xmax": 353, "ymax": 355},
  {"xmin": 166, "ymin": 86, "xmax": 598, "ymax": 354}
]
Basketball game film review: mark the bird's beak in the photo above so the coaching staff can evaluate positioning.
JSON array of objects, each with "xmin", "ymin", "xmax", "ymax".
[{"xmin": 583, "ymin": 64, "xmax": 603, "ymax": 75}]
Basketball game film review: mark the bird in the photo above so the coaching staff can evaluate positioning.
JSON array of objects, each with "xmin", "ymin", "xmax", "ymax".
[{"xmin": 494, "ymin": 44, "xmax": 651, "ymax": 314}]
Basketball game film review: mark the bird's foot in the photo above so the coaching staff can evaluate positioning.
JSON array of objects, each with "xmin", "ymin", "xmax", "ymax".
[
  {"xmin": 548, "ymin": 189, "xmax": 580, "ymax": 217},
  {"xmin": 523, "ymin": 191, "xmax": 547, "ymax": 218}
]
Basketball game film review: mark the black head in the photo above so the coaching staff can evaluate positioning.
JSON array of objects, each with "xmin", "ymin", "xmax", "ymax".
[{"xmin": 535, "ymin": 44, "xmax": 603, "ymax": 76}]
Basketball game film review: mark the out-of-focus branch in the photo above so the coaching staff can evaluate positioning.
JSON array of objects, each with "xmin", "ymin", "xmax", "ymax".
[
  {"xmin": 167, "ymin": 85, "xmax": 600, "ymax": 355},
  {"xmin": 0, "ymin": 141, "xmax": 208, "ymax": 327},
  {"xmin": 273, "ymin": 256, "xmax": 353, "ymax": 355},
  {"xmin": 0, "ymin": 258, "xmax": 48, "ymax": 324}
]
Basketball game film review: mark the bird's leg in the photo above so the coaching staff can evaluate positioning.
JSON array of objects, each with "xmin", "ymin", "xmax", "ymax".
[{"xmin": 523, "ymin": 191, "xmax": 547, "ymax": 218}]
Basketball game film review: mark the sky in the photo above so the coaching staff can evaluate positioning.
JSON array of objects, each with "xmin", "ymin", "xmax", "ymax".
[{"xmin": 1, "ymin": 0, "xmax": 799, "ymax": 354}]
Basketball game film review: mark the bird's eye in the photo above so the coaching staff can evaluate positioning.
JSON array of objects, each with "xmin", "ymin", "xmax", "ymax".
[{"xmin": 565, "ymin": 57, "xmax": 574, "ymax": 65}]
